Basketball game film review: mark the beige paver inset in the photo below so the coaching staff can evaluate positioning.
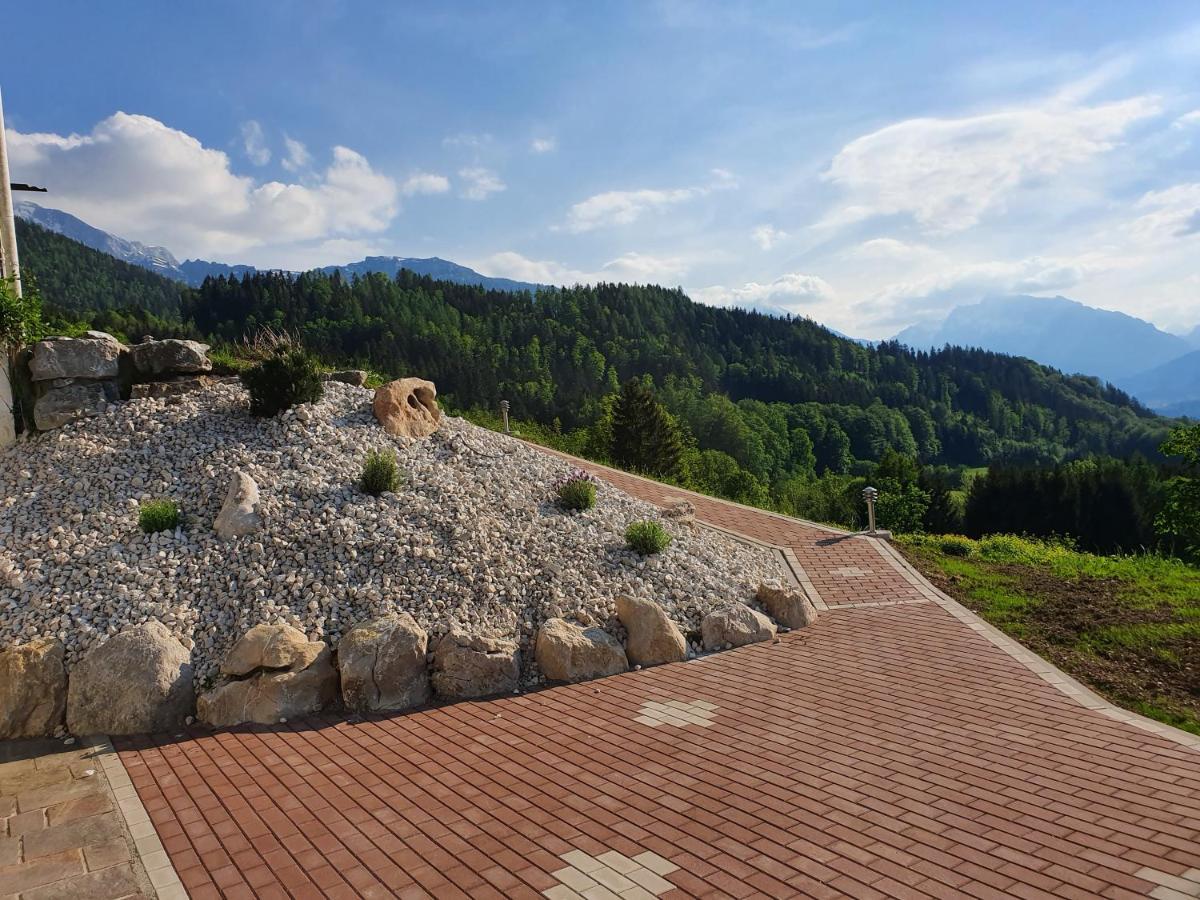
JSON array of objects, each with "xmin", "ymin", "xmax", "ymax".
[{"xmin": 107, "ymin": 444, "xmax": 1200, "ymax": 899}]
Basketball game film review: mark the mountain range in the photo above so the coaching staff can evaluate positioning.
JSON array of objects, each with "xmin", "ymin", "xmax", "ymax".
[
  {"xmin": 14, "ymin": 201, "xmax": 1198, "ymax": 417},
  {"xmin": 895, "ymin": 295, "xmax": 1199, "ymax": 417},
  {"xmin": 14, "ymin": 201, "xmax": 545, "ymax": 294}
]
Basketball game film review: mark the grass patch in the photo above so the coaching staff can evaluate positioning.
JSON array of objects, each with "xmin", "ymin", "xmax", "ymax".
[
  {"xmin": 898, "ymin": 533, "xmax": 1200, "ymax": 736},
  {"xmin": 139, "ymin": 499, "xmax": 181, "ymax": 534},
  {"xmin": 625, "ymin": 520, "xmax": 672, "ymax": 555},
  {"xmin": 359, "ymin": 449, "xmax": 401, "ymax": 495}
]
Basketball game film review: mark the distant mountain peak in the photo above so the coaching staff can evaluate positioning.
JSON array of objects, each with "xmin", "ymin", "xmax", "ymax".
[{"xmin": 14, "ymin": 202, "xmax": 547, "ymax": 294}]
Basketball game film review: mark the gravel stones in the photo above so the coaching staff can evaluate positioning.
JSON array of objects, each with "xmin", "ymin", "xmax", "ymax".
[
  {"xmin": 66, "ymin": 621, "xmax": 194, "ymax": 735},
  {"xmin": 338, "ymin": 614, "xmax": 430, "ymax": 712},
  {"xmin": 756, "ymin": 583, "xmax": 819, "ymax": 630},
  {"xmin": 535, "ymin": 618, "xmax": 628, "ymax": 683},
  {"xmin": 701, "ymin": 604, "xmax": 777, "ymax": 651},
  {"xmin": 373, "ymin": 378, "xmax": 441, "ymax": 438},
  {"xmin": 0, "ymin": 381, "xmax": 783, "ymax": 684},
  {"xmin": 213, "ymin": 470, "xmax": 263, "ymax": 539},
  {"xmin": 615, "ymin": 594, "xmax": 688, "ymax": 667},
  {"xmin": 432, "ymin": 627, "xmax": 520, "ymax": 699},
  {"xmin": 0, "ymin": 637, "xmax": 66, "ymax": 739}
]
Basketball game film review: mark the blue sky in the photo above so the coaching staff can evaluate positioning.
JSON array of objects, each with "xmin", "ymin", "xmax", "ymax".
[{"xmin": 3, "ymin": 1, "xmax": 1199, "ymax": 337}]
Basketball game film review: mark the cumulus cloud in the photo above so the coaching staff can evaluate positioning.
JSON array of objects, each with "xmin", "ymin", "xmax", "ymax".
[
  {"xmin": 6, "ymin": 112, "xmax": 399, "ymax": 260},
  {"xmin": 281, "ymin": 135, "xmax": 312, "ymax": 172},
  {"xmin": 474, "ymin": 250, "xmax": 689, "ymax": 286},
  {"xmin": 240, "ymin": 120, "xmax": 270, "ymax": 166},
  {"xmin": 691, "ymin": 273, "xmax": 837, "ymax": 313},
  {"xmin": 530, "ymin": 137, "xmax": 557, "ymax": 154},
  {"xmin": 564, "ymin": 169, "xmax": 737, "ymax": 232},
  {"xmin": 400, "ymin": 172, "xmax": 450, "ymax": 196},
  {"xmin": 458, "ymin": 167, "xmax": 505, "ymax": 200},
  {"xmin": 751, "ymin": 225, "xmax": 787, "ymax": 250},
  {"xmin": 1171, "ymin": 110, "xmax": 1200, "ymax": 129},
  {"xmin": 822, "ymin": 95, "xmax": 1160, "ymax": 233}
]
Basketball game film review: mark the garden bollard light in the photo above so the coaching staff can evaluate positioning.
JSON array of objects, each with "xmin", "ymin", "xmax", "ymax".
[
  {"xmin": 500, "ymin": 400, "xmax": 510, "ymax": 435},
  {"xmin": 862, "ymin": 486, "xmax": 878, "ymax": 534}
]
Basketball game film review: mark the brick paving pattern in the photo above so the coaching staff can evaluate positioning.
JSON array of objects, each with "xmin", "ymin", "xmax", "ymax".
[
  {"xmin": 0, "ymin": 737, "xmax": 156, "ymax": 899},
  {"xmin": 110, "ymin": 453, "xmax": 1200, "ymax": 899}
]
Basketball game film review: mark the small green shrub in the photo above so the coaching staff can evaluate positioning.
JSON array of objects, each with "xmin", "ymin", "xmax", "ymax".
[
  {"xmin": 557, "ymin": 478, "xmax": 597, "ymax": 511},
  {"xmin": 139, "ymin": 499, "xmax": 180, "ymax": 534},
  {"xmin": 360, "ymin": 449, "xmax": 401, "ymax": 495},
  {"xmin": 240, "ymin": 348, "xmax": 324, "ymax": 417},
  {"xmin": 625, "ymin": 520, "xmax": 672, "ymax": 555},
  {"xmin": 938, "ymin": 535, "xmax": 976, "ymax": 557}
]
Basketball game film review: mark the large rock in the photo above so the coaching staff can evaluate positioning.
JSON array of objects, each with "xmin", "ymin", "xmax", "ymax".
[
  {"xmin": 338, "ymin": 614, "xmax": 430, "ymax": 713},
  {"xmin": 198, "ymin": 648, "xmax": 336, "ymax": 728},
  {"xmin": 756, "ymin": 583, "xmax": 819, "ymax": 630},
  {"xmin": 67, "ymin": 622, "xmax": 193, "ymax": 735},
  {"xmin": 327, "ymin": 370, "xmax": 368, "ymax": 387},
  {"xmin": 373, "ymin": 377, "xmax": 441, "ymax": 439},
  {"xmin": 701, "ymin": 604, "xmax": 777, "ymax": 651},
  {"xmin": 221, "ymin": 623, "xmax": 320, "ymax": 676},
  {"xmin": 535, "ymin": 619, "xmax": 628, "ymax": 683},
  {"xmin": 213, "ymin": 470, "xmax": 263, "ymax": 539},
  {"xmin": 431, "ymin": 628, "xmax": 519, "ymax": 700},
  {"xmin": 0, "ymin": 638, "xmax": 66, "ymax": 739},
  {"xmin": 130, "ymin": 375, "xmax": 218, "ymax": 401},
  {"xmin": 33, "ymin": 382, "xmax": 110, "ymax": 431},
  {"xmin": 29, "ymin": 333, "xmax": 122, "ymax": 381},
  {"xmin": 129, "ymin": 339, "xmax": 212, "ymax": 377},
  {"xmin": 615, "ymin": 595, "xmax": 687, "ymax": 667}
]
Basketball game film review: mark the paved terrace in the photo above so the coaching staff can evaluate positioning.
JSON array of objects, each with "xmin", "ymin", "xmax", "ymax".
[{"xmin": 4, "ymin": 454, "xmax": 1200, "ymax": 899}]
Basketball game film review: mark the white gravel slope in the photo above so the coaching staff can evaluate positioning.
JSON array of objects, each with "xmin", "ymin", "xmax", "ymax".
[{"xmin": 0, "ymin": 382, "xmax": 784, "ymax": 682}]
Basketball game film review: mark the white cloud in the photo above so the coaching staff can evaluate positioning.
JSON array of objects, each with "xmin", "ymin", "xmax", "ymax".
[
  {"xmin": 823, "ymin": 95, "xmax": 1160, "ymax": 233},
  {"xmin": 281, "ymin": 135, "xmax": 312, "ymax": 172},
  {"xmin": 240, "ymin": 120, "xmax": 270, "ymax": 166},
  {"xmin": 1130, "ymin": 183, "xmax": 1200, "ymax": 240},
  {"xmin": 1171, "ymin": 109, "xmax": 1200, "ymax": 129},
  {"xmin": 564, "ymin": 169, "xmax": 737, "ymax": 233},
  {"xmin": 474, "ymin": 250, "xmax": 690, "ymax": 286},
  {"xmin": 401, "ymin": 172, "xmax": 450, "ymax": 196},
  {"xmin": 848, "ymin": 237, "xmax": 938, "ymax": 262},
  {"xmin": 458, "ymin": 167, "xmax": 505, "ymax": 200},
  {"xmin": 6, "ymin": 112, "xmax": 399, "ymax": 260},
  {"xmin": 751, "ymin": 224, "xmax": 787, "ymax": 250},
  {"xmin": 691, "ymin": 273, "xmax": 836, "ymax": 313},
  {"xmin": 530, "ymin": 137, "xmax": 557, "ymax": 154},
  {"xmin": 867, "ymin": 255, "xmax": 1102, "ymax": 322}
]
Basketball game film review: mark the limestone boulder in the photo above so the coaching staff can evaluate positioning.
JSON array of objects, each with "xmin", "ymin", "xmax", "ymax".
[
  {"xmin": 339, "ymin": 614, "xmax": 430, "ymax": 713},
  {"xmin": 431, "ymin": 628, "xmax": 519, "ymax": 700},
  {"xmin": 756, "ymin": 583, "xmax": 819, "ymax": 630},
  {"xmin": 373, "ymin": 377, "xmax": 441, "ymax": 439},
  {"xmin": 535, "ymin": 619, "xmax": 628, "ymax": 683},
  {"xmin": 29, "ymin": 333, "xmax": 123, "ymax": 381},
  {"xmin": 130, "ymin": 375, "xmax": 218, "ymax": 401},
  {"xmin": 33, "ymin": 382, "xmax": 111, "ymax": 431},
  {"xmin": 214, "ymin": 470, "xmax": 263, "ymax": 539},
  {"xmin": 327, "ymin": 370, "xmax": 368, "ymax": 387},
  {"xmin": 615, "ymin": 595, "xmax": 687, "ymax": 667},
  {"xmin": 129, "ymin": 339, "xmax": 212, "ymax": 377},
  {"xmin": 67, "ymin": 622, "xmax": 193, "ymax": 735},
  {"xmin": 198, "ymin": 648, "xmax": 336, "ymax": 728},
  {"xmin": 701, "ymin": 604, "xmax": 777, "ymax": 651},
  {"xmin": 221, "ymin": 623, "xmax": 320, "ymax": 676},
  {"xmin": 0, "ymin": 638, "xmax": 66, "ymax": 739}
]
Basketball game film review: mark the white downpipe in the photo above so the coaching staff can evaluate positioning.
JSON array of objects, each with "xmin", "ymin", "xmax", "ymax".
[{"xmin": 0, "ymin": 86, "xmax": 21, "ymax": 447}]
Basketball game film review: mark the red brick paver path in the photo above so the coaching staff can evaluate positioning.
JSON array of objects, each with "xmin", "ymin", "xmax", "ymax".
[{"xmin": 114, "ymin": 455, "xmax": 1200, "ymax": 899}]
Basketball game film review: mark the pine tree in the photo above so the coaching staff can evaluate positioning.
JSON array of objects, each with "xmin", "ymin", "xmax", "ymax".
[{"xmin": 610, "ymin": 378, "xmax": 684, "ymax": 479}]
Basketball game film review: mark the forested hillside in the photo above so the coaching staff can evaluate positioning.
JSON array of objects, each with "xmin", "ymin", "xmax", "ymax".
[
  {"xmin": 18, "ymin": 221, "xmax": 1180, "ymax": 545},
  {"xmin": 16, "ymin": 218, "xmax": 184, "ymax": 318}
]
